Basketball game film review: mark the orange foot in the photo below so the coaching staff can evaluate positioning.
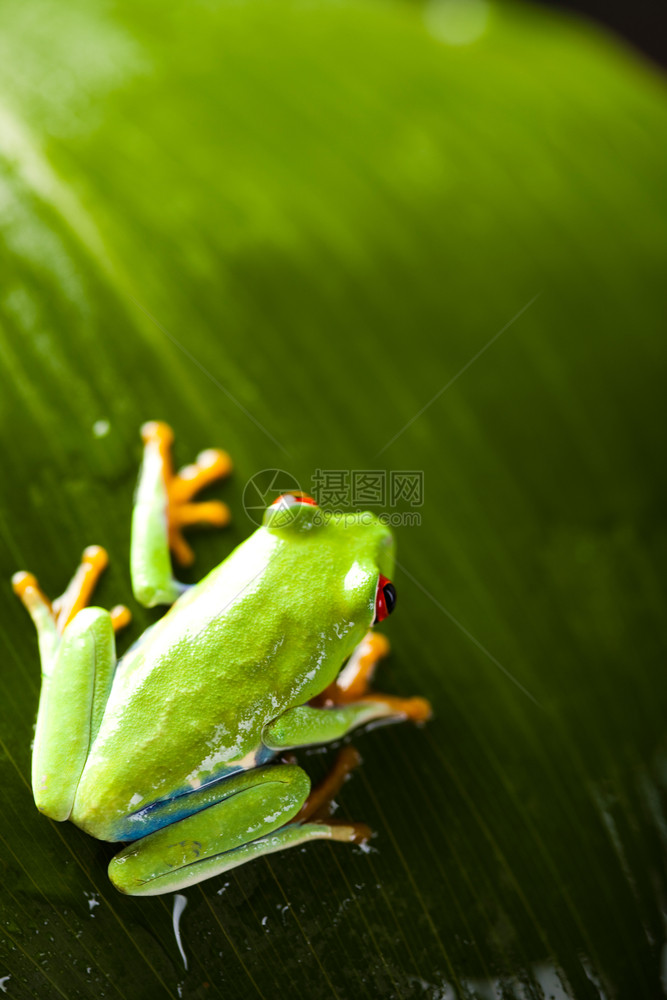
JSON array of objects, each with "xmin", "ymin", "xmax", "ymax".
[
  {"xmin": 296, "ymin": 746, "xmax": 371, "ymax": 844},
  {"xmin": 13, "ymin": 546, "xmax": 131, "ymax": 635},
  {"xmin": 141, "ymin": 421, "xmax": 232, "ymax": 566},
  {"xmin": 312, "ymin": 631, "xmax": 432, "ymax": 724}
]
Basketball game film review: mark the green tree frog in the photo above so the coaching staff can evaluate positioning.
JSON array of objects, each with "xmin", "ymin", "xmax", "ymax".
[{"xmin": 12, "ymin": 422, "xmax": 431, "ymax": 896}]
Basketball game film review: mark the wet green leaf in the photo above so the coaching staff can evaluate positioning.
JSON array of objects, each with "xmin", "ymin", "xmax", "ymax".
[{"xmin": 1, "ymin": 1, "xmax": 666, "ymax": 997}]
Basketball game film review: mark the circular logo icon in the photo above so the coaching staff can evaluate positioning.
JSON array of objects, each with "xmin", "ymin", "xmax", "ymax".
[{"xmin": 242, "ymin": 468, "xmax": 303, "ymax": 526}]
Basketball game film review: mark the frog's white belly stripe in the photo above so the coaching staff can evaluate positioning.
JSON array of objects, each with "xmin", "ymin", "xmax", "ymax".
[{"xmin": 186, "ymin": 748, "xmax": 258, "ymax": 789}]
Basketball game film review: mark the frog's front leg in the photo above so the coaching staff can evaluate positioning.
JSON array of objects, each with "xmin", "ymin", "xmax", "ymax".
[
  {"xmin": 12, "ymin": 548, "xmax": 129, "ymax": 821},
  {"xmin": 263, "ymin": 632, "xmax": 432, "ymax": 751},
  {"xmin": 108, "ymin": 759, "xmax": 364, "ymax": 896},
  {"xmin": 131, "ymin": 421, "xmax": 232, "ymax": 607}
]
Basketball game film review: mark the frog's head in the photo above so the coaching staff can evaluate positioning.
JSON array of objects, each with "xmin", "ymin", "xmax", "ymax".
[{"xmin": 262, "ymin": 492, "xmax": 397, "ymax": 634}]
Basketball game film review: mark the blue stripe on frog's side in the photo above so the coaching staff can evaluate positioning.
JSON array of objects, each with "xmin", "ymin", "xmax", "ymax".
[{"xmin": 111, "ymin": 744, "xmax": 277, "ymax": 841}]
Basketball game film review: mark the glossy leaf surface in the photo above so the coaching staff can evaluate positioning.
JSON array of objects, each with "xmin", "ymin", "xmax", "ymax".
[{"xmin": 0, "ymin": 1, "xmax": 666, "ymax": 997}]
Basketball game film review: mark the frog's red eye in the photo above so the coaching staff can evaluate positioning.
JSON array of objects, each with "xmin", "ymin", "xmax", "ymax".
[
  {"xmin": 374, "ymin": 574, "xmax": 397, "ymax": 624},
  {"xmin": 270, "ymin": 492, "xmax": 318, "ymax": 508}
]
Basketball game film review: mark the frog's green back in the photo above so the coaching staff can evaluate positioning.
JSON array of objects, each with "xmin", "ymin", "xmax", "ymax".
[{"xmin": 71, "ymin": 509, "xmax": 393, "ymax": 840}]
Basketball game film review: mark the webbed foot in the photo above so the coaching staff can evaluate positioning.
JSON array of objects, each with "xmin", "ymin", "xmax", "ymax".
[
  {"xmin": 312, "ymin": 631, "xmax": 431, "ymax": 723},
  {"xmin": 13, "ymin": 545, "xmax": 130, "ymax": 638},
  {"xmin": 140, "ymin": 421, "xmax": 232, "ymax": 566}
]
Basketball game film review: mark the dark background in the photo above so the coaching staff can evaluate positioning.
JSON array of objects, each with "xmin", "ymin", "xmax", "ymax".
[{"xmin": 542, "ymin": 0, "xmax": 665, "ymax": 67}]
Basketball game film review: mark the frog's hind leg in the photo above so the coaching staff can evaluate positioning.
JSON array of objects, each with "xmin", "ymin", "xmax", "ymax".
[
  {"xmin": 131, "ymin": 421, "xmax": 232, "ymax": 607},
  {"xmin": 108, "ymin": 758, "xmax": 366, "ymax": 897},
  {"xmin": 12, "ymin": 550, "xmax": 127, "ymax": 821}
]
